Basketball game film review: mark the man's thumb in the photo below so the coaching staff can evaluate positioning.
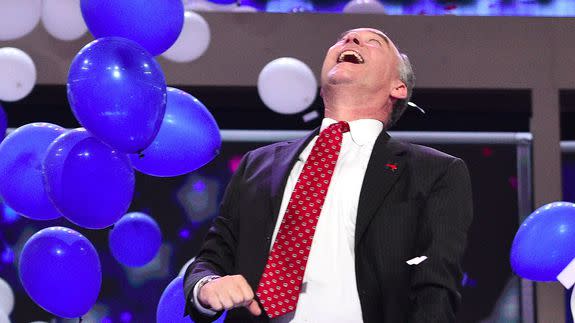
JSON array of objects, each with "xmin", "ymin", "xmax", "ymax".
[{"xmin": 246, "ymin": 299, "xmax": 262, "ymax": 316}]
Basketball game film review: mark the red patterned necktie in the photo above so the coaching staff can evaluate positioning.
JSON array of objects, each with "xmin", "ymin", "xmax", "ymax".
[{"xmin": 256, "ymin": 121, "xmax": 350, "ymax": 318}]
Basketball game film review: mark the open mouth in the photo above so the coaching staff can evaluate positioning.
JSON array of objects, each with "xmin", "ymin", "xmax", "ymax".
[{"xmin": 337, "ymin": 50, "xmax": 364, "ymax": 64}]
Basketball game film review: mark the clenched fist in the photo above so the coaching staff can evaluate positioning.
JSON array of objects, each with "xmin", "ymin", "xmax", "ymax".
[{"xmin": 198, "ymin": 275, "xmax": 262, "ymax": 316}]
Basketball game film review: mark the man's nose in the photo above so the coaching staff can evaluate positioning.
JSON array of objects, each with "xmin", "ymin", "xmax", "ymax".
[{"xmin": 345, "ymin": 32, "xmax": 361, "ymax": 45}]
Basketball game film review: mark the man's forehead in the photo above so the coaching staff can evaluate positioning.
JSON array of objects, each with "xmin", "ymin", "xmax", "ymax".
[{"xmin": 339, "ymin": 28, "xmax": 391, "ymax": 44}]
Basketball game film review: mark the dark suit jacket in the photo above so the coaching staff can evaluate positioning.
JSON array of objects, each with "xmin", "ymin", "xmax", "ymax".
[{"xmin": 184, "ymin": 129, "xmax": 473, "ymax": 323}]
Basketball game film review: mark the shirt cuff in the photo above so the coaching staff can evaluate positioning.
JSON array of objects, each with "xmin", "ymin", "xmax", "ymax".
[{"xmin": 192, "ymin": 275, "xmax": 221, "ymax": 316}]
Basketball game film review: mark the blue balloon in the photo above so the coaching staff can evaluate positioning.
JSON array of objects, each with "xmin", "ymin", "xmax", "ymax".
[
  {"xmin": 43, "ymin": 128, "xmax": 135, "ymax": 229},
  {"xmin": 68, "ymin": 37, "xmax": 167, "ymax": 153},
  {"xmin": 80, "ymin": 0, "xmax": 184, "ymax": 56},
  {"xmin": 109, "ymin": 212, "xmax": 162, "ymax": 267},
  {"xmin": 157, "ymin": 276, "xmax": 227, "ymax": 323},
  {"xmin": 0, "ymin": 123, "xmax": 65, "ymax": 220},
  {"xmin": 511, "ymin": 201, "xmax": 575, "ymax": 281},
  {"xmin": 19, "ymin": 227, "xmax": 102, "ymax": 318},
  {"xmin": 0, "ymin": 104, "xmax": 6, "ymax": 140},
  {"xmin": 130, "ymin": 88, "xmax": 221, "ymax": 177}
]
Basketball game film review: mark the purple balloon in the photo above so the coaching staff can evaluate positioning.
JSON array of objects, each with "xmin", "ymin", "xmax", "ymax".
[
  {"xmin": 511, "ymin": 202, "xmax": 575, "ymax": 281},
  {"xmin": 109, "ymin": 212, "xmax": 162, "ymax": 267},
  {"xmin": 130, "ymin": 88, "xmax": 221, "ymax": 177},
  {"xmin": 67, "ymin": 37, "xmax": 167, "ymax": 153},
  {"xmin": 43, "ymin": 128, "xmax": 135, "ymax": 229},
  {"xmin": 0, "ymin": 123, "xmax": 65, "ymax": 220},
  {"xmin": 19, "ymin": 227, "xmax": 101, "ymax": 318},
  {"xmin": 80, "ymin": 0, "xmax": 184, "ymax": 56}
]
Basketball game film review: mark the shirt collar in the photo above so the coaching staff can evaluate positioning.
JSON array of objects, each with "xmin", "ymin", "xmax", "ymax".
[{"xmin": 320, "ymin": 118, "xmax": 383, "ymax": 146}]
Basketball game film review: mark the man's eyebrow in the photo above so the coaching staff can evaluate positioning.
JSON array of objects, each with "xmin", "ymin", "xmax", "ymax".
[
  {"xmin": 338, "ymin": 30, "xmax": 391, "ymax": 46},
  {"xmin": 368, "ymin": 31, "xmax": 390, "ymax": 45}
]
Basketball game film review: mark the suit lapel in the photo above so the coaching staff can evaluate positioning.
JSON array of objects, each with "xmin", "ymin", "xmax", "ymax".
[
  {"xmin": 355, "ymin": 132, "xmax": 407, "ymax": 246},
  {"xmin": 268, "ymin": 129, "xmax": 319, "ymax": 237}
]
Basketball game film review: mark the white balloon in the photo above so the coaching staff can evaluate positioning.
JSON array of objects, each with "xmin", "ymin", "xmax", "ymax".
[
  {"xmin": 257, "ymin": 57, "xmax": 318, "ymax": 115},
  {"xmin": 232, "ymin": 5, "xmax": 258, "ymax": 12},
  {"xmin": 342, "ymin": 0, "xmax": 386, "ymax": 14},
  {"xmin": 183, "ymin": 0, "xmax": 215, "ymax": 12},
  {"xmin": 0, "ymin": 0, "xmax": 42, "ymax": 40},
  {"xmin": 0, "ymin": 310, "xmax": 9, "ymax": 323},
  {"xmin": 162, "ymin": 11, "xmax": 210, "ymax": 63},
  {"xmin": 42, "ymin": 0, "xmax": 88, "ymax": 41},
  {"xmin": 178, "ymin": 257, "xmax": 196, "ymax": 277},
  {"xmin": 0, "ymin": 48, "xmax": 37, "ymax": 102},
  {"xmin": 0, "ymin": 278, "xmax": 13, "ymax": 315}
]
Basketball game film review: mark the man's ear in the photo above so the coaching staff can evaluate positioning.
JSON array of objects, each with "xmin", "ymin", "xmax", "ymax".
[{"xmin": 390, "ymin": 81, "xmax": 407, "ymax": 100}]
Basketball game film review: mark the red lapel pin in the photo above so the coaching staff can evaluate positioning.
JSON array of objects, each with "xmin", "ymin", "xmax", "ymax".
[{"xmin": 385, "ymin": 163, "xmax": 398, "ymax": 171}]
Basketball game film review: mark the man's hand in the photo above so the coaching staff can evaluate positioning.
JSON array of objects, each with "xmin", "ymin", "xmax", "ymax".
[{"xmin": 198, "ymin": 275, "xmax": 262, "ymax": 316}]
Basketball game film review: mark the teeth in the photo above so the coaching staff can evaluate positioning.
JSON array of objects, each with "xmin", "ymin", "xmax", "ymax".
[{"xmin": 337, "ymin": 50, "xmax": 364, "ymax": 63}]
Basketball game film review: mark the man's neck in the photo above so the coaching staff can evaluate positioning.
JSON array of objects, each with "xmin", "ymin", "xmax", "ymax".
[{"xmin": 322, "ymin": 87, "xmax": 392, "ymax": 122}]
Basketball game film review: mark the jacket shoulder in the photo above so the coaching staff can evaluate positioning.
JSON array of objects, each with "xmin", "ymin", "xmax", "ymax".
[
  {"xmin": 403, "ymin": 142, "xmax": 461, "ymax": 163},
  {"xmin": 250, "ymin": 140, "xmax": 291, "ymax": 155},
  {"xmin": 240, "ymin": 139, "xmax": 290, "ymax": 164}
]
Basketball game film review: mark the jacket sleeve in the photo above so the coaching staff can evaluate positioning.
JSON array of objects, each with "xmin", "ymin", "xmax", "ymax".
[
  {"xmin": 182, "ymin": 152, "xmax": 250, "ymax": 323},
  {"xmin": 408, "ymin": 158, "xmax": 473, "ymax": 323}
]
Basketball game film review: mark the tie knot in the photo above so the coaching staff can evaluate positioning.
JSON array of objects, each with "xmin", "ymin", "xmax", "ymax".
[
  {"xmin": 325, "ymin": 121, "xmax": 349, "ymax": 134},
  {"xmin": 338, "ymin": 121, "xmax": 350, "ymax": 133}
]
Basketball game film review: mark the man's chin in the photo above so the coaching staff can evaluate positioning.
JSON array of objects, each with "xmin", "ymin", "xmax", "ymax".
[
  {"xmin": 327, "ymin": 68, "xmax": 361, "ymax": 84},
  {"xmin": 326, "ymin": 78, "xmax": 358, "ymax": 87}
]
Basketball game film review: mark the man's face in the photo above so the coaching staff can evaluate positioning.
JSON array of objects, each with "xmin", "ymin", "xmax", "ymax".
[{"xmin": 321, "ymin": 28, "xmax": 401, "ymax": 92}]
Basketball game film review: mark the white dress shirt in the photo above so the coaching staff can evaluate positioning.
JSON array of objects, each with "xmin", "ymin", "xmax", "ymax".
[
  {"xmin": 194, "ymin": 118, "xmax": 383, "ymax": 322},
  {"xmin": 271, "ymin": 118, "xmax": 382, "ymax": 323}
]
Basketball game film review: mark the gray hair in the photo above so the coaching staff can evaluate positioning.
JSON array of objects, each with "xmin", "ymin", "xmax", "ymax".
[{"xmin": 387, "ymin": 53, "xmax": 415, "ymax": 129}]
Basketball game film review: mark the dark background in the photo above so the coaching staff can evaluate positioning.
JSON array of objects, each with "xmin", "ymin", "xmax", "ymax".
[{"xmin": 0, "ymin": 85, "xmax": 535, "ymax": 134}]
